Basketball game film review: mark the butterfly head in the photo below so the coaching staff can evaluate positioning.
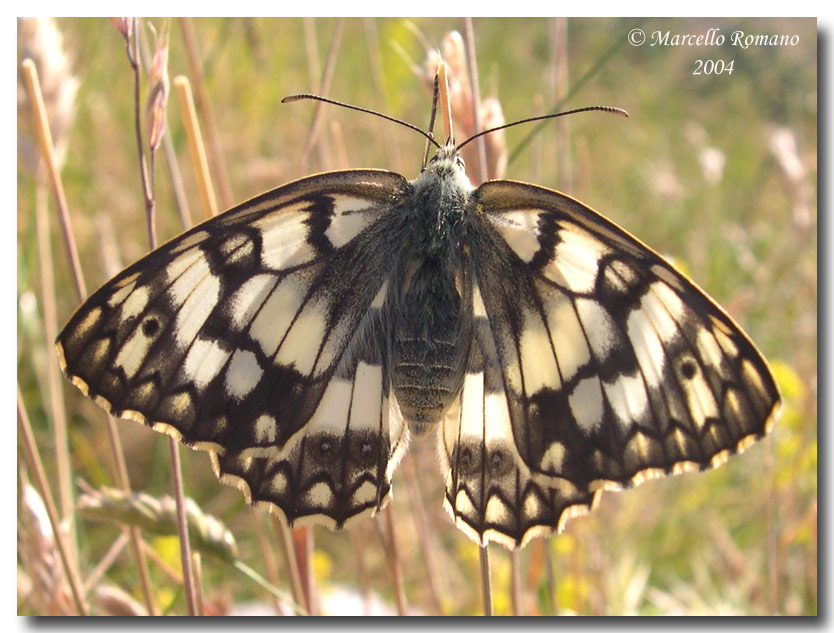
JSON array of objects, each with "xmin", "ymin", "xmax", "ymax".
[{"xmin": 423, "ymin": 142, "xmax": 473, "ymax": 190}]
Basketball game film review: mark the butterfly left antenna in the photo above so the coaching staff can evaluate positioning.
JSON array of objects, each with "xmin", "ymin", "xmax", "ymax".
[{"xmin": 282, "ymin": 94, "xmax": 441, "ymax": 149}]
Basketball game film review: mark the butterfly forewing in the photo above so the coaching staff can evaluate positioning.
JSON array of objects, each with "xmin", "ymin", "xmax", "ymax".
[
  {"xmin": 57, "ymin": 170, "xmax": 410, "ymax": 526},
  {"xmin": 468, "ymin": 181, "xmax": 780, "ymax": 499}
]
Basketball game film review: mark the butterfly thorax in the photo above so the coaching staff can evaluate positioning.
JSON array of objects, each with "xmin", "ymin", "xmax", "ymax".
[{"xmin": 390, "ymin": 147, "xmax": 474, "ymax": 432}]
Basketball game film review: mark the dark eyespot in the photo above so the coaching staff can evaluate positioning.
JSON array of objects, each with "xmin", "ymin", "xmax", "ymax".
[
  {"xmin": 349, "ymin": 435, "xmax": 378, "ymax": 467},
  {"xmin": 457, "ymin": 444, "xmax": 483, "ymax": 476},
  {"xmin": 680, "ymin": 359, "xmax": 697, "ymax": 379},
  {"xmin": 460, "ymin": 447, "xmax": 472, "ymax": 468},
  {"xmin": 142, "ymin": 318, "xmax": 159, "ymax": 337},
  {"xmin": 488, "ymin": 448, "xmax": 513, "ymax": 477}
]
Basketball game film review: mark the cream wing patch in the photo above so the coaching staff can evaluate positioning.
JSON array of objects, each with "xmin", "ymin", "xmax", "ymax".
[
  {"xmin": 548, "ymin": 222, "xmax": 611, "ymax": 293},
  {"xmin": 248, "ymin": 275, "xmax": 307, "ymax": 358},
  {"xmin": 569, "ymin": 377, "xmax": 604, "ymax": 434}
]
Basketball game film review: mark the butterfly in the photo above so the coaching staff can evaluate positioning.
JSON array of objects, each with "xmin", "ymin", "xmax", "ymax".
[{"xmin": 56, "ymin": 91, "xmax": 780, "ymax": 549}]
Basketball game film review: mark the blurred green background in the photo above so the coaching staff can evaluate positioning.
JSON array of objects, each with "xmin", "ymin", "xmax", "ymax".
[{"xmin": 18, "ymin": 17, "xmax": 816, "ymax": 615}]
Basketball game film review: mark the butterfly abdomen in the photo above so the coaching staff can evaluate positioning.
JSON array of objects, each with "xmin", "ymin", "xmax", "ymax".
[{"xmin": 391, "ymin": 257, "xmax": 471, "ymax": 431}]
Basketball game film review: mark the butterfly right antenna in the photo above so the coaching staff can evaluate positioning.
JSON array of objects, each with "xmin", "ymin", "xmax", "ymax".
[{"xmin": 456, "ymin": 105, "xmax": 629, "ymax": 152}]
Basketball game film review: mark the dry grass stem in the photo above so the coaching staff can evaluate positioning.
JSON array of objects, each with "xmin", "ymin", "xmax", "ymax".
[
  {"xmin": 349, "ymin": 526, "xmax": 373, "ymax": 616},
  {"xmin": 121, "ymin": 19, "xmax": 157, "ymax": 250},
  {"xmin": 251, "ymin": 508, "xmax": 284, "ymax": 613},
  {"xmin": 383, "ymin": 506, "xmax": 408, "ymax": 615},
  {"xmin": 510, "ymin": 549, "xmax": 523, "ymax": 615},
  {"xmin": 402, "ymin": 455, "xmax": 443, "ymax": 614},
  {"xmin": 275, "ymin": 516, "xmax": 309, "ymax": 614},
  {"xmin": 137, "ymin": 27, "xmax": 193, "ymax": 230},
  {"xmin": 293, "ymin": 526, "xmax": 319, "ymax": 615},
  {"xmin": 463, "ymin": 19, "xmax": 488, "ymax": 181},
  {"xmin": 162, "ymin": 180, "xmax": 197, "ymax": 615},
  {"xmin": 299, "ymin": 17, "xmax": 344, "ymax": 170},
  {"xmin": 479, "ymin": 544, "xmax": 493, "ymax": 616},
  {"xmin": 18, "ymin": 389, "xmax": 87, "ymax": 615},
  {"xmin": 174, "ymin": 75, "xmax": 219, "ymax": 218},
  {"xmin": 20, "ymin": 59, "xmax": 85, "ymax": 302},
  {"xmin": 437, "ymin": 62, "xmax": 453, "ymax": 142},
  {"xmin": 192, "ymin": 552, "xmax": 205, "ymax": 616},
  {"xmin": 17, "ymin": 18, "xmax": 78, "ymax": 172},
  {"xmin": 146, "ymin": 20, "xmax": 170, "ymax": 154},
  {"xmin": 99, "ymin": 409, "xmax": 158, "ymax": 615},
  {"xmin": 81, "ymin": 531, "xmax": 130, "ymax": 595},
  {"xmin": 179, "ymin": 17, "xmax": 235, "ymax": 208},
  {"xmin": 123, "ymin": 20, "xmax": 196, "ymax": 612},
  {"xmin": 35, "ymin": 177, "xmax": 76, "ymax": 564}
]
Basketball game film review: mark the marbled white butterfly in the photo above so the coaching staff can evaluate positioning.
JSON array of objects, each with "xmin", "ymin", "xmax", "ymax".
[{"xmin": 57, "ymin": 89, "xmax": 780, "ymax": 549}]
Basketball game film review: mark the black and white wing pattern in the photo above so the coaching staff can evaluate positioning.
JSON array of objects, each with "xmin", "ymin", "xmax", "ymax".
[
  {"xmin": 57, "ymin": 170, "xmax": 410, "ymax": 528},
  {"xmin": 440, "ymin": 180, "xmax": 780, "ymax": 548},
  {"xmin": 59, "ymin": 134, "xmax": 780, "ymax": 549}
]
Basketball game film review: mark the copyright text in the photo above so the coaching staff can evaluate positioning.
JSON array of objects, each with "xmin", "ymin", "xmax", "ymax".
[{"xmin": 648, "ymin": 28, "xmax": 800, "ymax": 48}]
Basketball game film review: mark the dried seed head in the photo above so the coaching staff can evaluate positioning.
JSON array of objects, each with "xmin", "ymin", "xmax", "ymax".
[
  {"xmin": 76, "ymin": 485, "xmax": 239, "ymax": 562},
  {"xmin": 769, "ymin": 127, "xmax": 813, "ymax": 230},
  {"xmin": 417, "ymin": 30, "xmax": 507, "ymax": 182},
  {"xmin": 699, "ymin": 146, "xmax": 726, "ymax": 185},
  {"xmin": 146, "ymin": 20, "xmax": 170, "ymax": 152},
  {"xmin": 95, "ymin": 584, "xmax": 147, "ymax": 616},
  {"xmin": 109, "ymin": 17, "xmax": 134, "ymax": 41},
  {"xmin": 17, "ymin": 17, "xmax": 78, "ymax": 173},
  {"xmin": 18, "ymin": 482, "xmax": 74, "ymax": 615},
  {"xmin": 479, "ymin": 97, "xmax": 507, "ymax": 179}
]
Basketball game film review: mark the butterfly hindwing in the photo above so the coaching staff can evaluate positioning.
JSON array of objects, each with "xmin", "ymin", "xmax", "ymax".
[
  {"xmin": 213, "ymin": 319, "xmax": 410, "ymax": 528},
  {"xmin": 440, "ymin": 280, "xmax": 598, "ymax": 548},
  {"xmin": 57, "ymin": 170, "xmax": 410, "ymax": 525},
  {"xmin": 443, "ymin": 180, "xmax": 780, "ymax": 546}
]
